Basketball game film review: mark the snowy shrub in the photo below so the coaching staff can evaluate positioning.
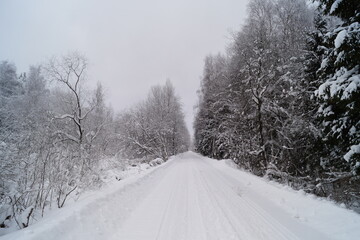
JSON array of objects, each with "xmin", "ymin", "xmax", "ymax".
[{"xmin": 149, "ymin": 158, "xmax": 164, "ymax": 167}]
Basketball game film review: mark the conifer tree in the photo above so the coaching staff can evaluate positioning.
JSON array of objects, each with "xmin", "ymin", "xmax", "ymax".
[{"xmin": 316, "ymin": 0, "xmax": 360, "ymax": 175}]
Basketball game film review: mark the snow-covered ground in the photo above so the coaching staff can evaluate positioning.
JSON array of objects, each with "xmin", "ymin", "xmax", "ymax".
[{"xmin": 1, "ymin": 152, "xmax": 359, "ymax": 240}]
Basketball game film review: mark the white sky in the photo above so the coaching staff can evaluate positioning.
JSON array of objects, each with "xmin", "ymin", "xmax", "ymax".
[{"xmin": 0, "ymin": 0, "xmax": 248, "ymax": 136}]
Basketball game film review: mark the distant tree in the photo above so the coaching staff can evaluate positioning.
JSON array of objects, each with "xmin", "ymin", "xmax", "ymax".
[
  {"xmin": 87, "ymin": 82, "xmax": 114, "ymax": 156},
  {"xmin": 117, "ymin": 80, "xmax": 190, "ymax": 160},
  {"xmin": 0, "ymin": 61, "xmax": 22, "ymax": 98}
]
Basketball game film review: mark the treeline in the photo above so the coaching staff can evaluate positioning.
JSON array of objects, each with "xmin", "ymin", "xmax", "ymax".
[
  {"xmin": 117, "ymin": 80, "xmax": 190, "ymax": 160},
  {"xmin": 194, "ymin": 0, "xmax": 360, "ymax": 209},
  {"xmin": 0, "ymin": 53, "xmax": 189, "ymax": 230}
]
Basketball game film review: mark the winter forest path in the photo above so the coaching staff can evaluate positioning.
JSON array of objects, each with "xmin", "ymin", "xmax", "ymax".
[{"xmin": 114, "ymin": 152, "xmax": 328, "ymax": 240}]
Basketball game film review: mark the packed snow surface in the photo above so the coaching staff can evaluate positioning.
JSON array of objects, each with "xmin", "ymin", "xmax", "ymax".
[{"xmin": 2, "ymin": 152, "xmax": 359, "ymax": 240}]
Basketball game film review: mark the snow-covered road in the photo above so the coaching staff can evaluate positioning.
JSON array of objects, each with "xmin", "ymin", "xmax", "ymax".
[
  {"xmin": 2, "ymin": 152, "xmax": 360, "ymax": 240},
  {"xmin": 115, "ymin": 152, "xmax": 327, "ymax": 240}
]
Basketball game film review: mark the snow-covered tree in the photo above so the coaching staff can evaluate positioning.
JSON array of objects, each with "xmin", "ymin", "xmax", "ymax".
[
  {"xmin": 0, "ymin": 64, "xmax": 52, "ymax": 229},
  {"xmin": 117, "ymin": 80, "xmax": 190, "ymax": 161},
  {"xmin": 194, "ymin": 0, "xmax": 359, "ymax": 209},
  {"xmin": 0, "ymin": 61, "xmax": 22, "ymax": 99},
  {"xmin": 316, "ymin": 0, "xmax": 360, "ymax": 175},
  {"xmin": 194, "ymin": 54, "xmax": 230, "ymax": 159}
]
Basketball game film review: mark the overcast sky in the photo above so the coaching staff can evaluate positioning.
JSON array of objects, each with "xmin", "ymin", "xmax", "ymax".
[{"xmin": 0, "ymin": 0, "xmax": 248, "ymax": 136}]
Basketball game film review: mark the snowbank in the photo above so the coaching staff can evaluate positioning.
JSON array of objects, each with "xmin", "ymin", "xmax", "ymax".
[
  {"xmin": 0, "ymin": 157, "xmax": 171, "ymax": 240},
  {"xmin": 211, "ymin": 157, "xmax": 360, "ymax": 240}
]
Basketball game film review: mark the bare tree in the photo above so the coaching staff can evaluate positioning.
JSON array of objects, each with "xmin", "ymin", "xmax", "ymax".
[{"xmin": 46, "ymin": 52, "xmax": 90, "ymax": 146}]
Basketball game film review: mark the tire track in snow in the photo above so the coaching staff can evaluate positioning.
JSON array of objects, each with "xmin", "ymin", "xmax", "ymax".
[
  {"xmin": 195, "ymin": 164, "xmax": 247, "ymax": 239},
  {"xmin": 198, "ymin": 160, "xmax": 299, "ymax": 240},
  {"xmin": 155, "ymin": 168, "xmax": 182, "ymax": 240},
  {"xmin": 186, "ymin": 159, "xmax": 207, "ymax": 240}
]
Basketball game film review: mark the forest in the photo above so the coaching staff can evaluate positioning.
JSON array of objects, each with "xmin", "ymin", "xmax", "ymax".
[
  {"xmin": 0, "ymin": 53, "xmax": 190, "ymax": 229},
  {"xmin": 194, "ymin": 0, "xmax": 360, "ymax": 210},
  {"xmin": 1, "ymin": 0, "xmax": 360, "ymax": 235}
]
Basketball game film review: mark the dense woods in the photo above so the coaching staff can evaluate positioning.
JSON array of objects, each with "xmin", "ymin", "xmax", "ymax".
[
  {"xmin": 0, "ymin": 53, "xmax": 189, "ymax": 230},
  {"xmin": 194, "ymin": 0, "xmax": 360, "ymax": 210}
]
